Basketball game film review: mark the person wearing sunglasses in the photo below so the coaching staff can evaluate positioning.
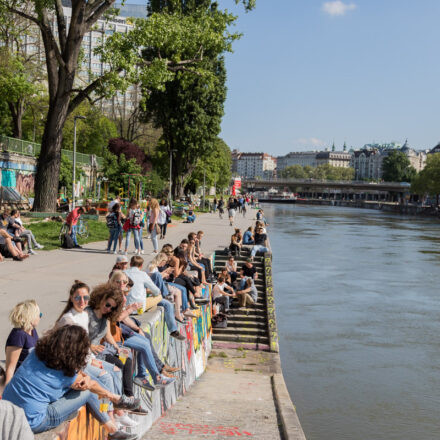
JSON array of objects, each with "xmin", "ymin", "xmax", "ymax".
[
  {"xmin": 55, "ymin": 281, "xmax": 141, "ymax": 437},
  {"xmin": 5, "ymin": 300, "xmax": 41, "ymax": 386}
]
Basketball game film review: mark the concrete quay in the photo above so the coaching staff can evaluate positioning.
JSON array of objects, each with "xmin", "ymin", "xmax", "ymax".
[{"xmin": 0, "ymin": 210, "xmax": 305, "ymax": 440}]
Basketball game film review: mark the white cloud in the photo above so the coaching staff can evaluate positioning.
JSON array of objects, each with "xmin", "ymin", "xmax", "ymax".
[
  {"xmin": 295, "ymin": 137, "xmax": 327, "ymax": 148},
  {"xmin": 322, "ymin": 1, "xmax": 356, "ymax": 16}
]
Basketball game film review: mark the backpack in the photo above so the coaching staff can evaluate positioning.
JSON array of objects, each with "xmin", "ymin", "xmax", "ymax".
[
  {"xmin": 61, "ymin": 232, "xmax": 74, "ymax": 249},
  {"xmin": 130, "ymin": 210, "xmax": 141, "ymax": 227},
  {"xmin": 106, "ymin": 212, "xmax": 118, "ymax": 229}
]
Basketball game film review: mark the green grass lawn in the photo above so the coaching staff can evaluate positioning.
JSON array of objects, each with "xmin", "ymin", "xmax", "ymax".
[{"xmin": 28, "ymin": 220, "xmax": 110, "ymax": 250}]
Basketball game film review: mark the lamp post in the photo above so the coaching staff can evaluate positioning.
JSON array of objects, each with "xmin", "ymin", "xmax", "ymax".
[
  {"xmin": 169, "ymin": 149, "xmax": 177, "ymax": 205},
  {"xmin": 72, "ymin": 115, "xmax": 86, "ymax": 209},
  {"xmin": 202, "ymin": 168, "xmax": 206, "ymax": 211}
]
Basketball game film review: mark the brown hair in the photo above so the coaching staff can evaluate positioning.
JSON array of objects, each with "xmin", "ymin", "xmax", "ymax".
[
  {"xmin": 130, "ymin": 255, "xmax": 144, "ymax": 268},
  {"xmin": 89, "ymin": 283, "xmax": 124, "ymax": 322},
  {"xmin": 56, "ymin": 280, "xmax": 90, "ymax": 323},
  {"xmin": 35, "ymin": 325, "xmax": 90, "ymax": 376},
  {"xmin": 217, "ymin": 275, "xmax": 225, "ymax": 283},
  {"xmin": 128, "ymin": 198, "xmax": 137, "ymax": 209}
]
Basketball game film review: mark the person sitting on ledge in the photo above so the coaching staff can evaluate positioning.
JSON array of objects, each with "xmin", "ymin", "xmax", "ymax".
[
  {"xmin": 240, "ymin": 258, "xmax": 258, "ymax": 280},
  {"xmin": 5, "ymin": 300, "xmax": 41, "ymax": 386},
  {"xmin": 236, "ymin": 277, "xmax": 258, "ymax": 309},
  {"xmin": 242, "ymin": 226, "xmax": 254, "ymax": 245},
  {"xmin": 2, "ymin": 325, "xmax": 138, "ymax": 437},
  {"xmin": 250, "ymin": 226, "xmax": 269, "ymax": 260},
  {"xmin": 212, "ymin": 275, "xmax": 235, "ymax": 314},
  {"xmin": 229, "ymin": 228, "xmax": 242, "ymax": 257}
]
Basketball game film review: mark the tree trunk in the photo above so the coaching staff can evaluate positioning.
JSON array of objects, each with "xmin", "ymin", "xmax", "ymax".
[
  {"xmin": 32, "ymin": 95, "xmax": 71, "ymax": 212},
  {"xmin": 8, "ymin": 101, "xmax": 23, "ymax": 139}
]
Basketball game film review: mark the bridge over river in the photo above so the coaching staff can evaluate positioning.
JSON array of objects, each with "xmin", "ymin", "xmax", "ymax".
[{"xmin": 241, "ymin": 178, "xmax": 412, "ymax": 201}]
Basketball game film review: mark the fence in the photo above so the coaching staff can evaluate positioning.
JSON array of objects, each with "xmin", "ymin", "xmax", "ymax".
[{"xmin": 0, "ymin": 134, "xmax": 103, "ymax": 168}]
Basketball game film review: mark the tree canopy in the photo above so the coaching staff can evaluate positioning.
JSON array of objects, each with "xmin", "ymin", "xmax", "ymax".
[
  {"xmin": 382, "ymin": 151, "xmax": 416, "ymax": 182},
  {"xmin": 280, "ymin": 164, "xmax": 355, "ymax": 181},
  {"xmin": 411, "ymin": 153, "xmax": 440, "ymax": 203}
]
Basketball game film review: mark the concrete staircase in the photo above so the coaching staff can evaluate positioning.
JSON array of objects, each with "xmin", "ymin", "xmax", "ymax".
[{"xmin": 212, "ymin": 249, "xmax": 270, "ymax": 351}]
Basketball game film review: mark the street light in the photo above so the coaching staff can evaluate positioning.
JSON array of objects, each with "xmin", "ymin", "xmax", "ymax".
[
  {"xmin": 169, "ymin": 149, "xmax": 177, "ymax": 205},
  {"xmin": 72, "ymin": 115, "xmax": 86, "ymax": 209}
]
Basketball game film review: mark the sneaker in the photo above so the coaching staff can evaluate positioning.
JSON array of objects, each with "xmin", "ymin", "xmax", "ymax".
[
  {"xmin": 115, "ymin": 413, "xmax": 139, "ymax": 428},
  {"xmin": 113, "ymin": 251, "xmax": 117, "ymax": 254},
  {"xmin": 170, "ymin": 331, "xmax": 186, "ymax": 341},
  {"xmin": 154, "ymin": 374, "xmax": 176, "ymax": 388},
  {"xmin": 123, "ymin": 251, "xmax": 128, "ymax": 255},
  {"xmin": 119, "ymin": 249, "xmax": 124, "ymax": 254},
  {"xmin": 28, "ymin": 249, "xmax": 37, "ymax": 255},
  {"xmin": 74, "ymin": 245, "xmax": 83, "ymax": 249},
  {"xmin": 114, "ymin": 395, "xmax": 141, "ymax": 411},
  {"xmin": 107, "ymin": 249, "xmax": 112, "ymax": 253},
  {"xmin": 35, "ymin": 243, "xmax": 44, "ymax": 250},
  {"xmin": 128, "ymin": 405, "xmax": 149, "ymax": 416},
  {"xmin": 108, "ymin": 431, "xmax": 138, "ymax": 440},
  {"xmin": 133, "ymin": 377, "xmax": 155, "ymax": 391},
  {"xmin": 140, "ymin": 250, "xmax": 144, "ymax": 255}
]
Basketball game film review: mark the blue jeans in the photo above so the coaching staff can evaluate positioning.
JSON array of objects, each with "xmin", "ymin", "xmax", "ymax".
[
  {"xmin": 251, "ymin": 245, "xmax": 269, "ymax": 257},
  {"xmin": 187, "ymin": 215, "xmax": 196, "ymax": 223},
  {"xmin": 123, "ymin": 334, "xmax": 161, "ymax": 382},
  {"xmin": 150, "ymin": 226, "xmax": 158, "ymax": 251},
  {"xmin": 107, "ymin": 227, "xmax": 119, "ymax": 252},
  {"xmin": 168, "ymin": 282, "xmax": 188, "ymax": 311},
  {"xmin": 125, "ymin": 228, "xmax": 141, "ymax": 251},
  {"xmin": 70, "ymin": 225, "xmax": 78, "ymax": 246},
  {"xmin": 150, "ymin": 271, "xmax": 168, "ymax": 296},
  {"xmin": 32, "ymin": 389, "xmax": 109, "ymax": 433},
  {"xmin": 139, "ymin": 227, "xmax": 144, "ymax": 250},
  {"xmin": 159, "ymin": 299, "xmax": 178, "ymax": 333}
]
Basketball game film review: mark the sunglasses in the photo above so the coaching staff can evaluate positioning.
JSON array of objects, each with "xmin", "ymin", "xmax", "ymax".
[
  {"xmin": 115, "ymin": 279, "xmax": 128, "ymax": 285},
  {"xmin": 74, "ymin": 295, "xmax": 90, "ymax": 302},
  {"xmin": 39, "ymin": 312, "xmax": 43, "ymax": 318},
  {"xmin": 104, "ymin": 302, "xmax": 117, "ymax": 311}
]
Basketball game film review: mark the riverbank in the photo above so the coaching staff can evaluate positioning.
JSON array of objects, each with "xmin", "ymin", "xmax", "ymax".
[{"xmin": 259, "ymin": 198, "xmax": 439, "ymax": 217}]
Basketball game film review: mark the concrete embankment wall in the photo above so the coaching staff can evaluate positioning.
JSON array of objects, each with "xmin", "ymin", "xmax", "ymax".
[
  {"xmin": 36, "ymin": 294, "xmax": 212, "ymax": 440},
  {"xmin": 262, "ymin": 198, "xmax": 439, "ymax": 217}
]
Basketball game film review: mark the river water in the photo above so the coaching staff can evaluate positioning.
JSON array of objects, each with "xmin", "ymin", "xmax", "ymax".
[{"xmin": 265, "ymin": 204, "xmax": 440, "ymax": 440}]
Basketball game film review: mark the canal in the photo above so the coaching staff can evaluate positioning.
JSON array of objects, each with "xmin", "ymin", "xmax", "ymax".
[{"xmin": 265, "ymin": 204, "xmax": 440, "ymax": 440}]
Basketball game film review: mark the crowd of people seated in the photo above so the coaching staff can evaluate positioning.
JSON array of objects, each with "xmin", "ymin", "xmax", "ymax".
[
  {"xmin": 0, "ymin": 209, "xmax": 44, "ymax": 262},
  {"xmin": 0, "ymin": 227, "xmax": 218, "ymax": 439}
]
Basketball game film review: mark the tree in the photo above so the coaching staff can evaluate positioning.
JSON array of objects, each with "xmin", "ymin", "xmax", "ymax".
[
  {"xmin": 62, "ymin": 102, "xmax": 117, "ymax": 156},
  {"xmin": 185, "ymin": 137, "xmax": 232, "ymax": 193},
  {"xmin": 411, "ymin": 153, "xmax": 440, "ymax": 205},
  {"xmin": 382, "ymin": 151, "xmax": 416, "ymax": 182},
  {"xmin": 0, "ymin": 1, "xmax": 242, "ymax": 211},
  {"xmin": 280, "ymin": 165, "xmax": 306, "ymax": 179},
  {"xmin": 108, "ymin": 138, "xmax": 152, "ymax": 173},
  {"xmin": 143, "ymin": 1, "xmax": 243, "ymax": 196},
  {"xmin": 58, "ymin": 155, "xmax": 85, "ymax": 193}
]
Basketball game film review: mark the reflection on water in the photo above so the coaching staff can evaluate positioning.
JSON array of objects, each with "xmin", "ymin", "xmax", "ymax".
[{"xmin": 266, "ymin": 204, "xmax": 440, "ymax": 440}]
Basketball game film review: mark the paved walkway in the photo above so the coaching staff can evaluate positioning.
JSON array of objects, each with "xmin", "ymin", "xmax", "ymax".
[
  {"xmin": 146, "ymin": 348, "xmax": 282, "ymax": 440},
  {"xmin": 0, "ymin": 210, "xmax": 254, "ymax": 354}
]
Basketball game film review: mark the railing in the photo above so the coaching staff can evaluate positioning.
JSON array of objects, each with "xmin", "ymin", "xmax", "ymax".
[
  {"xmin": 242, "ymin": 177, "xmax": 411, "ymax": 187},
  {"xmin": 0, "ymin": 134, "xmax": 104, "ymax": 168}
]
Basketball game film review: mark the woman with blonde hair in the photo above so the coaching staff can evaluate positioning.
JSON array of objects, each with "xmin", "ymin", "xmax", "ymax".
[
  {"xmin": 5, "ymin": 300, "xmax": 41, "ymax": 385},
  {"xmin": 148, "ymin": 198, "xmax": 160, "ymax": 254}
]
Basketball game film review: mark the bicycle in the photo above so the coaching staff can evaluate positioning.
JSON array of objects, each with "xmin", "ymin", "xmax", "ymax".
[{"xmin": 59, "ymin": 218, "xmax": 89, "ymax": 243}]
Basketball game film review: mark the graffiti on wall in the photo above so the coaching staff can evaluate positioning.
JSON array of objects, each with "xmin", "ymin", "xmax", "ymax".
[
  {"xmin": 15, "ymin": 172, "xmax": 35, "ymax": 195},
  {"xmin": 130, "ymin": 300, "xmax": 212, "ymax": 438}
]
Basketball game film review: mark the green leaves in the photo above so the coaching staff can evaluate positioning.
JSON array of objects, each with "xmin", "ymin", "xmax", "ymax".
[
  {"xmin": 281, "ymin": 164, "xmax": 355, "ymax": 181},
  {"xmin": 411, "ymin": 153, "xmax": 440, "ymax": 197},
  {"xmin": 382, "ymin": 151, "xmax": 416, "ymax": 182}
]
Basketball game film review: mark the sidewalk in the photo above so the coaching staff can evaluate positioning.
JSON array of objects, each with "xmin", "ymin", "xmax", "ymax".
[
  {"xmin": 0, "ymin": 210, "xmax": 254, "ymax": 353},
  {"xmin": 146, "ymin": 348, "xmax": 282, "ymax": 440}
]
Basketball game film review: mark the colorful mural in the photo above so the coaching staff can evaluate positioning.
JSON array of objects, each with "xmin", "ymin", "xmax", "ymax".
[{"xmin": 50, "ymin": 298, "xmax": 212, "ymax": 440}]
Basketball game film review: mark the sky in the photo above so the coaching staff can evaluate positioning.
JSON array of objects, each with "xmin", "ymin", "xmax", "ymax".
[{"xmin": 127, "ymin": 0, "xmax": 440, "ymax": 155}]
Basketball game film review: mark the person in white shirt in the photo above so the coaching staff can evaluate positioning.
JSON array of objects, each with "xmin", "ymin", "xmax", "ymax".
[
  {"xmin": 212, "ymin": 275, "xmax": 235, "ymax": 313},
  {"xmin": 125, "ymin": 256, "xmax": 185, "ymax": 341}
]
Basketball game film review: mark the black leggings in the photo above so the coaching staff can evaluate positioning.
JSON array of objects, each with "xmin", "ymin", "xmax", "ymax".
[
  {"xmin": 160, "ymin": 223, "xmax": 167, "ymax": 237},
  {"xmin": 229, "ymin": 243, "xmax": 240, "ymax": 255},
  {"xmin": 104, "ymin": 354, "xmax": 134, "ymax": 397},
  {"xmin": 198, "ymin": 257, "xmax": 212, "ymax": 277}
]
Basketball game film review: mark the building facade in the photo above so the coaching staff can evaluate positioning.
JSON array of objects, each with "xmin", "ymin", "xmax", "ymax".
[
  {"xmin": 232, "ymin": 151, "xmax": 277, "ymax": 179},
  {"xmin": 276, "ymin": 151, "xmax": 318, "ymax": 171},
  {"xmin": 316, "ymin": 151, "xmax": 352, "ymax": 168}
]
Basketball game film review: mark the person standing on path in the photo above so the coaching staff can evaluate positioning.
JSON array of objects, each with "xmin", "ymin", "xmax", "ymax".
[
  {"xmin": 158, "ymin": 199, "xmax": 171, "ymax": 240},
  {"xmin": 148, "ymin": 198, "xmax": 160, "ymax": 254},
  {"xmin": 124, "ymin": 198, "xmax": 142, "ymax": 255},
  {"xmin": 66, "ymin": 206, "xmax": 84, "ymax": 249},
  {"xmin": 227, "ymin": 197, "xmax": 236, "ymax": 226},
  {"xmin": 217, "ymin": 197, "xmax": 224, "ymax": 219}
]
